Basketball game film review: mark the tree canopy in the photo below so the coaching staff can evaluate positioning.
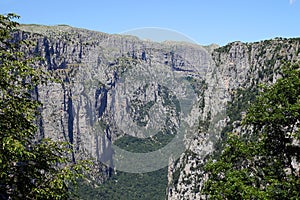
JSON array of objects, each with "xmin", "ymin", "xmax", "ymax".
[
  {"xmin": 203, "ymin": 62, "xmax": 300, "ymax": 199},
  {"xmin": 0, "ymin": 14, "xmax": 89, "ymax": 200}
]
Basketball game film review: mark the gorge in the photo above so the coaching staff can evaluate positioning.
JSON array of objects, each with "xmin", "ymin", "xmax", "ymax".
[{"xmin": 16, "ymin": 24, "xmax": 300, "ymax": 199}]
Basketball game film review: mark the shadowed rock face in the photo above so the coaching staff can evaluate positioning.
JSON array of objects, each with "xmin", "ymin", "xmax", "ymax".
[
  {"xmin": 16, "ymin": 24, "xmax": 213, "ymax": 172},
  {"xmin": 16, "ymin": 25, "xmax": 300, "ymax": 197}
]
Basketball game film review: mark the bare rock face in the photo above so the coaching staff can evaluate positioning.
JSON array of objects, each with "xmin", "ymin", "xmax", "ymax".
[
  {"xmin": 16, "ymin": 25, "xmax": 212, "ymax": 177},
  {"xmin": 16, "ymin": 25, "xmax": 300, "ymax": 197},
  {"xmin": 167, "ymin": 38, "xmax": 300, "ymax": 200}
]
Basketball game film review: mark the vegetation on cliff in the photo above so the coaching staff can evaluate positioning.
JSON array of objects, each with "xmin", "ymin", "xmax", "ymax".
[
  {"xmin": 204, "ymin": 62, "xmax": 300, "ymax": 199},
  {"xmin": 0, "ymin": 14, "xmax": 89, "ymax": 200}
]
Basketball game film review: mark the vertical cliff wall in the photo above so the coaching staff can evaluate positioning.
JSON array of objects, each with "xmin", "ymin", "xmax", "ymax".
[
  {"xmin": 167, "ymin": 38, "xmax": 300, "ymax": 200},
  {"xmin": 17, "ymin": 24, "xmax": 212, "ymax": 179},
  {"xmin": 16, "ymin": 25, "xmax": 300, "ymax": 198}
]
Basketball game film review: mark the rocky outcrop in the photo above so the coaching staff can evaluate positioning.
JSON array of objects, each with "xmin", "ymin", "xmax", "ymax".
[
  {"xmin": 16, "ymin": 24, "xmax": 212, "ymax": 178},
  {"xmin": 15, "ymin": 25, "xmax": 300, "ymax": 198},
  {"xmin": 167, "ymin": 38, "xmax": 300, "ymax": 200}
]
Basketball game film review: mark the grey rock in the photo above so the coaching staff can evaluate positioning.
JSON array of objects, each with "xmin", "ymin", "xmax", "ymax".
[{"xmin": 16, "ymin": 25, "xmax": 300, "ymax": 197}]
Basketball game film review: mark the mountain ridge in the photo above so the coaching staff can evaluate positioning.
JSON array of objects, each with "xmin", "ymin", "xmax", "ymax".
[{"xmin": 13, "ymin": 24, "xmax": 300, "ymax": 199}]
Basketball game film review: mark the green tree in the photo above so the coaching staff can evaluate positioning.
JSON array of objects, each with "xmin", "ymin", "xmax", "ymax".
[
  {"xmin": 0, "ymin": 14, "xmax": 89, "ymax": 199},
  {"xmin": 203, "ymin": 62, "xmax": 300, "ymax": 199}
]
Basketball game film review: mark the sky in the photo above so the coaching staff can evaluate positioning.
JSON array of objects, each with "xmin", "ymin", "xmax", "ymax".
[{"xmin": 0, "ymin": 0, "xmax": 300, "ymax": 46}]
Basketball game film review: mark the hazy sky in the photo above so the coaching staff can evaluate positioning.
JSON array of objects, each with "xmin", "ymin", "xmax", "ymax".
[{"xmin": 1, "ymin": 0, "xmax": 299, "ymax": 45}]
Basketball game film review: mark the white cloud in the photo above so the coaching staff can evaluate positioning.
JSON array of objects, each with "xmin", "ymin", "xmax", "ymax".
[{"xmin": 290, "ymin": 0, "xmax": 296, "ymax": 5}]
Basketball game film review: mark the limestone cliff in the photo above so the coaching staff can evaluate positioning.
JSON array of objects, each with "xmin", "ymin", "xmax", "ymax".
[
  {"xmin": 15, "ymin": 25, "xmax": 300, "ymax": 198},
  {"xmin": 16, "ymin": 24, "xmax": 211, "ymax": 179},
  {"xmin": 167, "ymin": 38, "xmax": 300, "ymax": 200}
]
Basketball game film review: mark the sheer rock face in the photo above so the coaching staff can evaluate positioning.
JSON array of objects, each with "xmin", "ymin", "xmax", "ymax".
[
  {"xmin": 17, "ymin": 25, "xmax": 212, "ymax": 178},
  {"xmin": 167, "ymin": 39, "xmax": 300, "ymax": 200},
  {"xmin": 17, "ymin": 26, "xmax": 300, "ymax": 196}
]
